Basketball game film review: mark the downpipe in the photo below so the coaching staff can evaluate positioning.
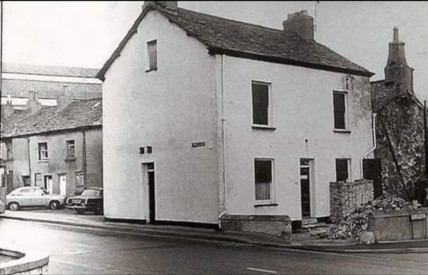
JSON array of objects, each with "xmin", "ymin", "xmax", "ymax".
[{"xmin": 359, "ymin": 113, "xmax": 377, "ymax": 179}]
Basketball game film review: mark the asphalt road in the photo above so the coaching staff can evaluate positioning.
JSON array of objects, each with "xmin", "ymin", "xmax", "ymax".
[{"xmin": 1, "ymin": 219, "xmax": 428, "ymax": 274}]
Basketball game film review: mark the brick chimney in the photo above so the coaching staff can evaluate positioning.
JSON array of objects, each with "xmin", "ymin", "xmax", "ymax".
[
  {"xmin": 1, "ymin": 94, "xmax": 14, "ymax": 119},
  {"xmin": 282, "ymin": 10, "xmax": 314, "ymax": 40},
  {"xmin": 26, "ymin": 91, "xmax": 42, "ymax": 115},
  {"xmin": 144, "ymin": 1, "xmax": 177, "ymax": 8},
  {"xmin": 384, "ymin": 27, "xmax": 414, "ymax": 94},
  {"xmin": 57, "ymin": 85, "xmax": 72, "ymax": 111}
]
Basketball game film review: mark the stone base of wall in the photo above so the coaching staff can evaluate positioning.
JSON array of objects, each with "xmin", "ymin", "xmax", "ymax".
[
  {"xmin": 220, "ymin": 215, "xmax": 292, "ymax": 239},
  {"xmin": 330, "ymin": 180, "xmax": 374, "ymax": 222}
]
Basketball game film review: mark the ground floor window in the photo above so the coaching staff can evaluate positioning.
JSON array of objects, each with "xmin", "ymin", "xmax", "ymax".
[
  {"xmin": 336, "ymin": 158, "xmax": 351, "ymax": 182},
  {"xmin": 254, "ymin": 159, "xmax": 274, "ymax": 203},
  {"xmin": 22, "ymin": 175, "xmax": 30, "ymax": 186}
]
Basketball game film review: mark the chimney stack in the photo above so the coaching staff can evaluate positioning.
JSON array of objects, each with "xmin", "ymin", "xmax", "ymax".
[
  {"xmin": 384, "ymin": 27, "xmax": 414, "ymax": 94},
  {"xmin": 282, "ymin": 10, "xmax": 314, "ymax": 40},
  {"xmin": 57, "ymin": 85, "xmax": 72, "ymax": 111},
  {"xmin": 26, "ymin": 91, "xmax": 42, "ymax": 115},
  {"xmin": 1, "ymin": 94, "xmax": 14, "ymax": 119}
]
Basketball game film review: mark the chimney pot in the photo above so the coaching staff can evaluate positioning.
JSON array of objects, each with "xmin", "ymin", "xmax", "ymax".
[{"xmin": 393, "ymin": 27, "xmax": 399, "ymax": 42}]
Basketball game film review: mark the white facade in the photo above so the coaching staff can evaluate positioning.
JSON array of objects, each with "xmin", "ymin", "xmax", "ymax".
[{"xmin": 103, "ymin": 9, "xmax": 373, "ymax": 224}]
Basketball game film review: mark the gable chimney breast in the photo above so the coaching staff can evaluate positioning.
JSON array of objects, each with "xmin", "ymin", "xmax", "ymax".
[
  {"xmin": 384, "ymin": 27, "xmax": 414, "ymax": 93},
  {"xmin": 282, "ymin": 10, "xmax": 314, "ymax": 40},
  {"xmin": 57, "ymin": 85, "xmax": 72, "ymax": 111}
]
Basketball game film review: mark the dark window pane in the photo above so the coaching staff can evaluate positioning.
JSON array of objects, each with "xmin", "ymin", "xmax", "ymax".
[
  {"xmin": 148, "ymin": 40, "xmax": 157, "ymax": 70},
  {"xmin": 333, "ymin": 93, "xmax": 346, "ymax": 129},
  {"xmin": 255, "ymin": 160, "xmax": 272, "ymax": 183},
  {"xmin": 252, "ymin": 83, "xmax": 269, "ymax": 125},
  {"xmin": 336, "ymin": 159, "xmax": 349, "ymax": 182}
]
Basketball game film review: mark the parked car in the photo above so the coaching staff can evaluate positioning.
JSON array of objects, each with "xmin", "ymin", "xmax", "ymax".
[
  {"xmin": 65, "ymin": 187, "xmax": 103, "ymax": 215},
  {"xmin": 6, "ymin": 187, "xmax": 65, "ymax": 211}
]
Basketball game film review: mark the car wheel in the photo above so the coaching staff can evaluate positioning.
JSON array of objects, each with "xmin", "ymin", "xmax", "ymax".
[
  {"xmin": 76, "ymin": 209, "xmax": 85, "ymax": 215},
  {"xmin": 9, "ymin": 202, "xmax": 19, "ymax": 211},
  {"xmin": 49, "ymin": 201, "xmax": 59, "ymax": 210}
]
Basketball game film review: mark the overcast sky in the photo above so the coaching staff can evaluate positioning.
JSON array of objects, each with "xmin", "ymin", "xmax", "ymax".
[{"xmin": 2, "ymin": 1, "xmax": 428, "ymax": 99}]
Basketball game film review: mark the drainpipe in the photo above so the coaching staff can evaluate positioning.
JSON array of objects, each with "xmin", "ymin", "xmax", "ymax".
[
  {"xmin": 218, "ymin": 54, "xmax": 227, "ymax": 230},
  {"xmin": 359, "ymin": 113, "xmax": 377, "ymax": 179},
  {"xmin": 82, "ymin": 130, "xmax": 87, "ymax": 186},
  {"xmin": 26, "ymin": 138, "xmax": 31, "ymax": 186}
]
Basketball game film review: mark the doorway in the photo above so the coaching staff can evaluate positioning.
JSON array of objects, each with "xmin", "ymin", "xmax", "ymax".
[
  {"xmin": 44, "ymin": 175, "xmax": 53, "ymax": 194},
  {"xmin": 143, "ymin": 163, "xmax": 155, "ymax": 223},
  {"xmin": 300, "ymin": 158, "xmax": 313, "ymax": 218},
  {"xmin": 59, "ymin": 174, "xmax": 67, "ymax": 196}
]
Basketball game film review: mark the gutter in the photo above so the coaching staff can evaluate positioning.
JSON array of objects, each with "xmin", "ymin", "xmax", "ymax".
[{"xmin": 359, "ymin": 113, "xmax": 377, "ymax": 179}]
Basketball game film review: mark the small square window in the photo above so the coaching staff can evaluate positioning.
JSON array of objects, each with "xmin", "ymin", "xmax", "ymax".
[
  {"xmin": 38, "ymin": 142, "xmax": 48, "ymax": 161},
  {"xmin": 254, "ymin": 159, "xmax": 274, "ymax": 202},
  {"xmin": 147, "ymin": 40, "xmax": 157, "ymax": 71}
]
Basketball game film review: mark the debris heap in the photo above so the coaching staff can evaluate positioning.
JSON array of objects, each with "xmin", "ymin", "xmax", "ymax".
[{"xmin": 323, "ymin": 193, "xmax": 412, "ymax": 240}]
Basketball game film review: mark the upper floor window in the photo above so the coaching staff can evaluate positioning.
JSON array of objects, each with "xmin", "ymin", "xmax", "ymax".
[
  {"xmin": 147, "ymin": 40, "xmax": 157, "ymax": 71},
  {"xmin": 252, "ymin": 82, "xmax": 271, "ymax": 126},
  {"xmin": 6, "ymin": 140, "xmax": 13, "ymax": 159},
  {"xmin": 38, "ymin": 142, "xmax": 48, "ymax": 161},
  {"xmin": 333, "ymin": 91, "xmax": 348, "ymax": 130},
  {"xmin": 66, "ymin": 140, "xmax": 75, "ymax": 159}
]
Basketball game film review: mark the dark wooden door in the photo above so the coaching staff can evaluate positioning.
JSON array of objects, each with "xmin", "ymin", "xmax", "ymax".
[
  {"xmin": 363, "ymin": 159, "xmax": 382, "ymax": 199},
  {"xmin": 148, "ymin": 170, "xmax": 155, "ymax": 223},
  {"xmin": 300, "ymin": 167, "xmax": 310, "ymax": 217}
]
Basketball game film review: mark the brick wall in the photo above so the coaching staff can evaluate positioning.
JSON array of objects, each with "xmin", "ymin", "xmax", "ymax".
[{"xmin": 330, "ymin": 180, "xmax": 374, "ymax": 222}]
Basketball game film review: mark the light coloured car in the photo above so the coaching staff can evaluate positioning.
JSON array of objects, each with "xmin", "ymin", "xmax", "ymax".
[{"xmin": 6, "ymin": 187, "xmax": 65, "ymax": 211}]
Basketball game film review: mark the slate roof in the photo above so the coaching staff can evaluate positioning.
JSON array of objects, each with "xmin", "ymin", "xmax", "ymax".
[
  {"xmin": 3, "ymin": 63, "xmax": 100, "ymax": 78},
  {"xmin": 2, "ymin": 78, "xmax": 102, "ymax": 99},
  {"xmin": 1, "ymin": 98, "xmax": 102, "ymax": 138},
  {"xmin": 97, "ymin": 2, "xmax": 373, "ymax": 80}
]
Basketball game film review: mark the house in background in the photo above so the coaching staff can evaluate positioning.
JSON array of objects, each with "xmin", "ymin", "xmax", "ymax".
[
  {"xmin": 0, "ymin": 92, "xmax": 102, "ymax": 196},
  {"xmin": 98, "ymin": 1, "xmax": 374, "ymax": 228},
  {"xmin": 1, "ymin": 63, "xmax": 102, "ymax": 112},
  {"xmin": 371, "ymin": 28, "xmax": 426, "ymax": 201}
]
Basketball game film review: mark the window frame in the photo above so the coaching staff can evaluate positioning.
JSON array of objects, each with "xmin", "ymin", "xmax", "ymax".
[
  {"xmin": 254, "ymin": 158, "xmax": 276, "ymax": 205},
  {"xmin": 252, "ymin": 81, "xmax": 274, "ymax": 129},
  {"xmin": 38, "ymin": 142, "xmax": 49, "ymax": 161},
  {"xmin": 146, "ymin": 39, "xmax": 158, "ymax": 72},
  {"xmin": 66, "ymin": 140, "xmax": 76, "ymax": 159},
  {"xmin": 335, "ymin": 158, "xmax": 352, "ymax": 183},
  {"xmin": 333, "ymin": 90, "xmax": 350, "ymax": 132},
  {"xmin": 6, "ymin": 140, "xmax": 13, "ymax": 160}
]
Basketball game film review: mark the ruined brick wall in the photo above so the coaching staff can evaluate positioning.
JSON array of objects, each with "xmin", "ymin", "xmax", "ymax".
[
  {"xmin": 330, "ymin": 180, "xmax": 374, "ymax": 222},
  {"xmin": 373, "ymin": 88, "xmax": 425, "ymax": 201}
]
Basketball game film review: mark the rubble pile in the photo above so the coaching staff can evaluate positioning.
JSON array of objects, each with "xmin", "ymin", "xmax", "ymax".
[{"xmin": 323, "ymin": 193, "xmax": 412, "ymax": 240}]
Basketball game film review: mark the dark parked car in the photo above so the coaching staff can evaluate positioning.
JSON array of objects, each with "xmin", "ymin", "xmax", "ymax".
[{"xmin": 65, "ymin": 187, "xmax": 103, "ymax": 215}]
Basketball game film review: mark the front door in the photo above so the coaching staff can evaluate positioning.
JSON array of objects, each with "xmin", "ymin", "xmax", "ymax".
[
  {"xmin": 300, "ymin": 159, "xmax": 312, "ymax": 217},
  {"xmin": 59, "ymin": 175, "xmax": 67, "ymax": 196},
  {"xmin": 147, "ymin": 163, "xmax": 155, "ymax": 223},
  {"xmin": 44, "ymin": 175, "xmax": 53, "ymax": 194}
]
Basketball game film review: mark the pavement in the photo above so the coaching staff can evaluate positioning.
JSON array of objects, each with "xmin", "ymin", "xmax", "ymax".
[{"xmin": 2, "ymin": 208, "xmax": 428, "ymax": 253}]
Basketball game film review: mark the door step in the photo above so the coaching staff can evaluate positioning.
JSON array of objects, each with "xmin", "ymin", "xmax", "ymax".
[{"xmin": 301, "ymin": 218, "xmax": 317, "ymax": 226}]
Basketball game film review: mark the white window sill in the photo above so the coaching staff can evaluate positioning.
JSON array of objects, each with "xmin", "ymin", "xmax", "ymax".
[
  {"xmin": 38, "ymin": 160, "xmax": 49, "ymax": 163},
  {"xmin": 333, "ymin": 129, "xmax": 351, "ymax": 134},
  {"xmin": 252, "ymin": 125, "xmax": 276, "ymax": 131}
]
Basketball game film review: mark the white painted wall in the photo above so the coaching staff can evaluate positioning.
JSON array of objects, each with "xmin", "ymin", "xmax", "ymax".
[
  {"xmin": 221, "ymin": 56, "xmax": 373, "ymax": 220},
  {"xmin": 103, "ymin": 10, "xmax": 220, "ymax": 224}
]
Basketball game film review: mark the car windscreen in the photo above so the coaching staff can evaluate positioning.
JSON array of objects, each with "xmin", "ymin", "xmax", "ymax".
[{"xmin": 81, "ymin": 189, "xmax": 101, "ymax": 197}]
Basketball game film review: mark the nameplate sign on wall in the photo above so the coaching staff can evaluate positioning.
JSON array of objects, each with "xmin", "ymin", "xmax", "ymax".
[
  {"xmin": 411, "ymin": 213, "xmax": 426, "ymax": 220},
  {"xmin": 192, "ymin": 141, "xmax": 206, "ymax": 148}
]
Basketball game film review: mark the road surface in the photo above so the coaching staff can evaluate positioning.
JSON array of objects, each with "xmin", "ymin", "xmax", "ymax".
[{"xmin": 1, "ymin": 218, "xmax": 428, "ymax": 274}]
